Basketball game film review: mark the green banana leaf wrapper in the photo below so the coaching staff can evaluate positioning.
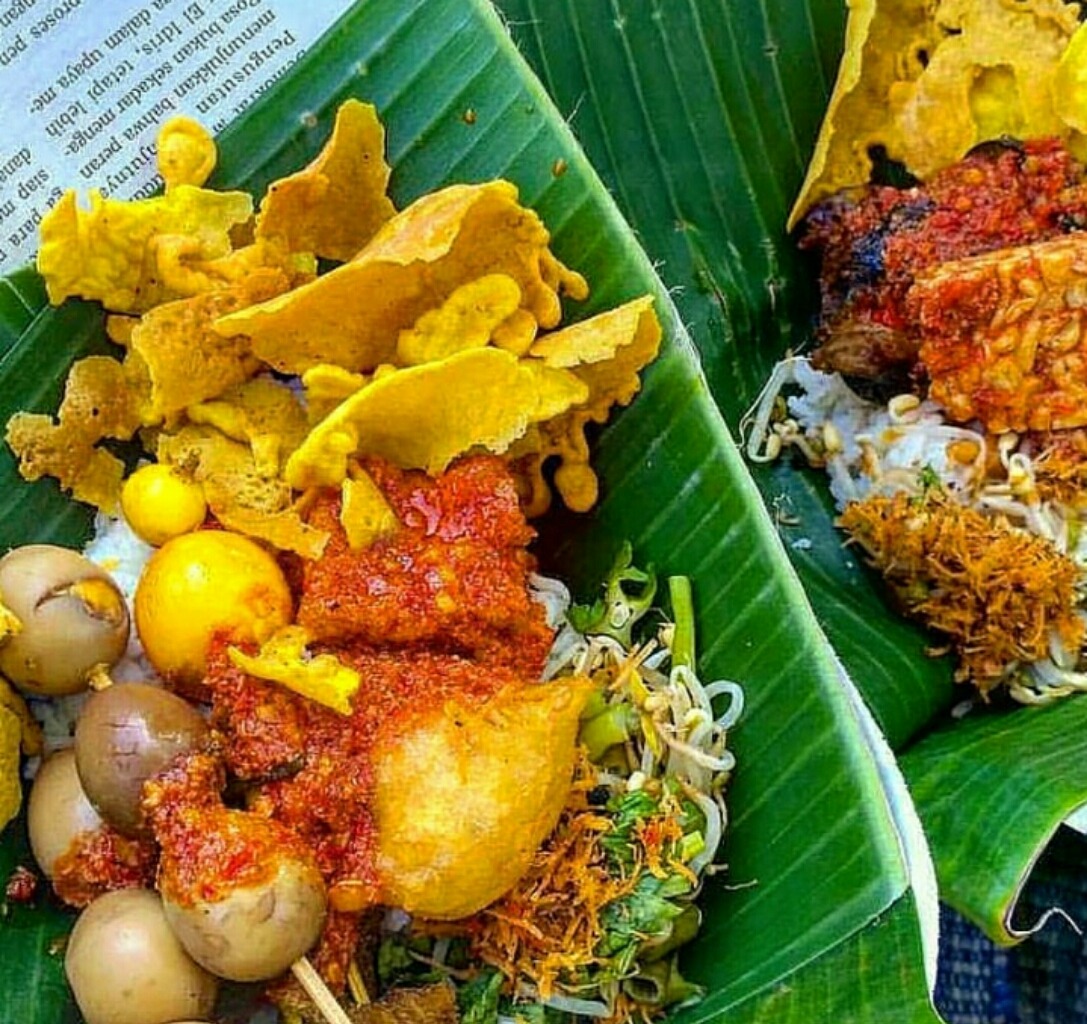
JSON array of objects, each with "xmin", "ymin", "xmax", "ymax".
[
  {"xmin": 7, "ymin": 0, "xmax": 1079, "ymax": 1021},
  {"xmin": 494, "ymin": 0, "xmax": 1087, "ymax": 977}
]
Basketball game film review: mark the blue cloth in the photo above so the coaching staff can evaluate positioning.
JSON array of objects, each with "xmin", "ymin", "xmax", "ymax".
[{"xmin": 936, "ymin": 827, "xmax": 1087, "ymax": 1024}]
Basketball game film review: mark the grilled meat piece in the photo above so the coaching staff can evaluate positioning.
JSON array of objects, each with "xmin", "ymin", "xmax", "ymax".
[{"xmin": 802, "ymin": 138, "xmax": 1087, "ymax": 381}]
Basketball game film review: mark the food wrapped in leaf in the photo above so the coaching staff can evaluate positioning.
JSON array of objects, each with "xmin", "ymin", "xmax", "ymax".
[
  {"xmin": 372, "ymin": 677, "xmax": 595, "ymax": 919},
  {"xmin": 256, "ymin": 98, "xmax": 396, "ymax": 261},
  {"xmin": 215, "ymin": 181, "xmax": 588, "ymax": 374}
]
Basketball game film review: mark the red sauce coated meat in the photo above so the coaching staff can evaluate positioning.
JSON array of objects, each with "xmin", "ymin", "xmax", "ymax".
[
  {"xmin": 298, "ymin": 455, "xmax": 553, "ymax": 677},
  {"xmin": 188, "ymin": 454, "xmax": 555, "ymax": 995},
  {"xmin": 802, "ymin": 138, "xmax": 1087, "ymax": 381}
]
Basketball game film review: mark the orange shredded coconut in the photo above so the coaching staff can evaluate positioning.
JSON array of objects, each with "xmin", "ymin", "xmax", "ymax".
[
  {"xmin": 636, "ymin": 807, "xmax": 686, "ymax": 882},
  {"xmin": 839, "ymin": 490, "xmax": 1085, "ymax": 696},
  {"xmin": 461, "ymin": 753, "xmax": 644, "ymax": 1017}
]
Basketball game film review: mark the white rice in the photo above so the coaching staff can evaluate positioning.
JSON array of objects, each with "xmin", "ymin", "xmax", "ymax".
[
  {"xmin": 748, "ymin": 356, "xmax": 1087, "ymax": 703},
  {"xmin": 781, "ymin": 360, "xmax": 983, "ymax": 509},
  {"xmin": 83, "ymin": 511, "xmax": 155, "ymax": 606}
]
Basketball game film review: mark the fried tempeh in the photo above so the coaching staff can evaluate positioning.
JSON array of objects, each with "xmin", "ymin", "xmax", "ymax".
[{"xmin": 912, "ymin": 233, "xmax": 1087, "ymax": 433}]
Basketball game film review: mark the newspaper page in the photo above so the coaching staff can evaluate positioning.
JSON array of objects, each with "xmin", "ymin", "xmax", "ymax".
[{"xmin": 0, "ymin": 0, "xmax": 354, "ymax": 275}]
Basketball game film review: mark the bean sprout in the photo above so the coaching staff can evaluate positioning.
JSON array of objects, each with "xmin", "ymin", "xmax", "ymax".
[{"xmin": 749, "ymin": 355, "xmax": 1087, "ymax": 705}]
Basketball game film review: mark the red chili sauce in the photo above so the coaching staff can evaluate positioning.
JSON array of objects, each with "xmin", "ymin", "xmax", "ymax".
[
  {"xmin": 141, "ymin": 750, "xmax": 319, "ymax": 908},
  {"xmin": 5, "ymin": 864, "xmax": 38, "ymax": 903},
  {"xmin": 51, "ymin": 825, "xmax": 157, "ymax": 908},
  {"xmin": 150, "ymin": 454, "xmax": 555, "ymax": 993},
  {"xmin": 801, "ymin": 138, "xmax": 1087, "ymax": 379}
]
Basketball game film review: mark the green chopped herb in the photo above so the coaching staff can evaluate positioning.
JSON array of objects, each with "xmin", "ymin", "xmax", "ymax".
[{"xmin": 568, "ymin": 541, "xmax": 657, "ymax": 646}]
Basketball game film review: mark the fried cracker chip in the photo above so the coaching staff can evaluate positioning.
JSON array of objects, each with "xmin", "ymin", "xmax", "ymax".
[
  {"xmin": 215, "ymin": 181, "xmax": 588, "ymax": 374},
  {"xmin": 789, "ymin": 0, "xmax": 1082, "ymax": 227},
  {"xmin": 58, "ymin": 355, "xmax": 144, "ymax": 443},
  {"xmin": 516, "ymin": 296, "xmax": 662, "ymax": 515},
  {"xmin": 1055, "ymin": 21, "xmax": 1087, "ymax": 139},
  {"xmin": 229, "ymin": 626, "xmax": 360, "ymax": 715},
  {"xmin": 205, "ymin": 483, "xmax": 330, "ymax": 560},
  {"xmin": 893, "ymin": 0, "xmax": 1079, "ymax": 180},
  {"xmin": 0, "ymin": 705, "xmax": 23, "ymax": 833},
  {"xmin": 38, "ymin": 185, "xmax": 253, "ymax": 312},
  {"xmin": 0, "ymin": 597, "xmax": 20, "ymax": 649},
  {"xmin": 529, "ymin": 295, "xmax": 660, "ymax": 376},
  {"xmin": 105, "ymin": 314, "xmax": 138, "ymax": 347},
  {"xmin": 788, "ymin": 0, "xmax": 933, "ymax": 228},
  {"xmin": 0, "ymin": 678, "xmax": 42, "ymax": 757},
  {"xmin": 6, "ymin": 356, "xmax": 143, "ymax": 513},
  {"xmin": 157, "ymin": 116, "xmax": 217, "ymax": 190},
  {"xmin": 126, "ymin": 268, "xmax": 291, "ymax": 425},
  {"xmin": 256, "ymin": 98, "xmax": 396, "ymax": 262},
  {"xmin": 157, "ymin": 424, "xmax": 280, "ymax": 506},
  {"xmin": 341, "ymin": 468, "xmax": 399, "ymax": 550},
  {"xmin": 146, "ymin": 238, "xmax": 315, "ymax": 303},
  {"xmin": 284, "ymin": 347, "xmax": 588, "ymax": 488},
  {"xmin": 187, "ymin": 376, "xmax": 310, "ymax": 478},
  {"xmin": 301, "ymin": 364, "xmax": 368, "ymax": 423},
  {"xmin": 534, "ymin": 412, "xmax": 599, "ymax": 514},
  {"xmin": 396, "ymin": 274, "xmax": 523, "ymax": 366},
  {"xmin": 491, "ymin": 307, "xmax": 539, "ymax": 356},
  {"xmin": 157, "ymin": 422, "xmax": 328, "ymax": 559},
  {"xmin": 7, "ymin": 414, "xmax": 126, "ymax": 512}
]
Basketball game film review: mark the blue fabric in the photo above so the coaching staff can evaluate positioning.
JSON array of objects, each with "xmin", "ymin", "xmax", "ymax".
[
  {"xmin": 935, "ymin": 906, "xmax": 1019, "ymax": 1024},
  {"xmin": 935, "ymin": 827, "xmax": 1087, "ymax": 1024}
]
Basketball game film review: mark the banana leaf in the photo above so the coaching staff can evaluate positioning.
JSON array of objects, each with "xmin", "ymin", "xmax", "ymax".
[
  {"xmin": 494, "ymin": 0, "xmax": 1087, "ymax": 962},
  {"xmin": 0, "ymin": 1, "xmax": 943, "ymax": 1022}
]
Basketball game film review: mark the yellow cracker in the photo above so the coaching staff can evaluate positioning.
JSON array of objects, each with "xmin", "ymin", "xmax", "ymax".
[{"xmin": 256, "ymin": 98, "xmax": 396, "ymax": 262}]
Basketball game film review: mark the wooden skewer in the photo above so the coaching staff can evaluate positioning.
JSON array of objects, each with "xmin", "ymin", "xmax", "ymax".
[
  {"xmin": 347, "ymin": 959, "xmax": 372, "ymax": 1005},
  {"xmin": 291, "ymin": 956, "xmax": 355, "ymax": 1024}
]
